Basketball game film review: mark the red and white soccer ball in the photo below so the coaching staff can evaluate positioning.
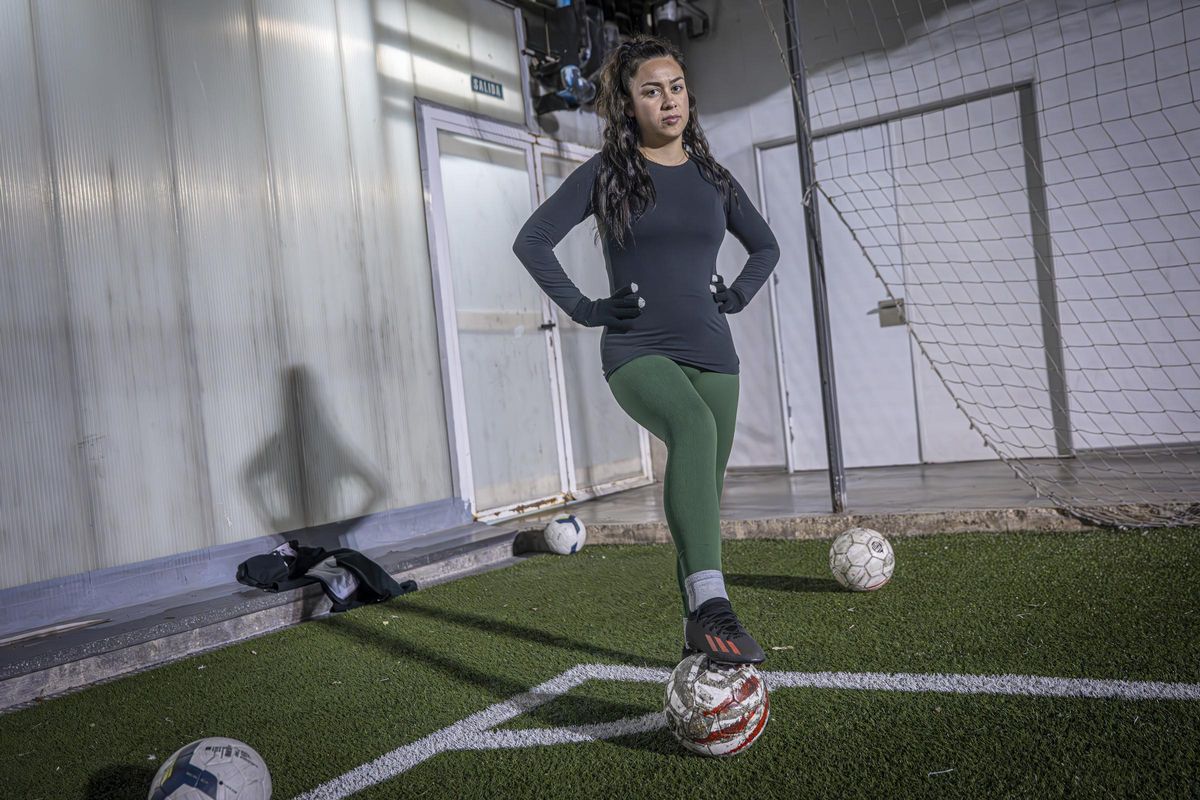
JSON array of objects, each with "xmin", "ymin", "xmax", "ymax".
[
  {"xmin": 829, "ymin": 527, "xmax": 895, "ymax": 591},
  {"xmin": 664, "ymin": 654, "xmax": 770, "ymax": 757}
]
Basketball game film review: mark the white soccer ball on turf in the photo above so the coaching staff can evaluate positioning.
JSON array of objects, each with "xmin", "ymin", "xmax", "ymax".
[
  {"xmin": 542, "ymin": 514, "xmax": 586, "ymax": 555},
  {"xmin": 829, "ymin": 526, "xmax": 895, "ymax": 591},
  {"xmin": 147, "ymin": 737, "xmax": 271, "ymax": 799},
  {"xmin": 663, "ymin": 653, "xmax": 770, "ymax": 757}
]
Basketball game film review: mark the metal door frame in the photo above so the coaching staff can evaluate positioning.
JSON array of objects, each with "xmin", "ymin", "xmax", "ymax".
[
  {"xmin": 753, "ymin": 144, "xmax": 799, "ymax": 475},
  {"xmin": 414, "ymin": 96, "xmax": 651, "ymax": 522},
  {"xmin": 754, "ymin": 79, "xmax": 1070, "ymax": 472}
]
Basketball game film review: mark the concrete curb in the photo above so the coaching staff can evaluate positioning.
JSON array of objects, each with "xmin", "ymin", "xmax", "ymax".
[
  {"xmin": 583, "ymin": 507, "xmax": 1095, "ymax": 545},
  {"xmin": 0, "ymin": 534, "xmax": 524, "ymax": 714}
]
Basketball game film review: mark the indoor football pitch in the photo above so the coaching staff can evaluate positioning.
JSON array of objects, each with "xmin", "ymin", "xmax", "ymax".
[{"xmin": 2, "ymin": 527, "xmax": 1198, "ymax": 799}]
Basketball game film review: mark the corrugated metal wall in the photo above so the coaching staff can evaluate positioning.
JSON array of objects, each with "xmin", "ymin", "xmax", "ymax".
[{"xmin": 0, "ymin": 0, "xmax": 526, "ymax": 590}]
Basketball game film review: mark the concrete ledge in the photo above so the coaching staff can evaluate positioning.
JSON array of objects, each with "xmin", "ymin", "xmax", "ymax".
[
  {"xmin": 0, "ymin": 497, "xmax": 472, "ymax": 642},
  {"xmin": 583, "ymin": 507, "xmax": 1098, "ymax": 546},
  {"xmin": 0, "ymin": 531, "xmax": 524, "ymax": 713}
]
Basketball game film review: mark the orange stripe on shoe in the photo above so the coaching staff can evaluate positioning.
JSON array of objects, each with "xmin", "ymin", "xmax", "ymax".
[{"xmin": 726, "ymin": 640, "xmax": 741, "ymax": 655}]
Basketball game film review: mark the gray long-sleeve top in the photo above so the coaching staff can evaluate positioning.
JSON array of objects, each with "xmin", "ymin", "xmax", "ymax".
[{"xmin": 511, "ymin": 152, "xmax": 780, "ymax": 381}]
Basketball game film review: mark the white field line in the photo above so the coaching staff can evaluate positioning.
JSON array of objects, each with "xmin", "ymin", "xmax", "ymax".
[
  {"xmin": 291, "ymin": 663, "xmax": 1200, "ymax": 800},
  {"xmin": 764, "ymin": 670, "xmax": 1200, "ymax": 701}
]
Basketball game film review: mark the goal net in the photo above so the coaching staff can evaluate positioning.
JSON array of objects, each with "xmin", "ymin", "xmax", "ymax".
[{"xmin": 757, "ymin": 0, "xmax": 1199, "ymax": 527}]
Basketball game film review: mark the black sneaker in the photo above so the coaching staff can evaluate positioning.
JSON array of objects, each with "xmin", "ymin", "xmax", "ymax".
[
  {"xmin": 681, "ymin": 643, "xmax": 700, "ymax": 662},
  {"xmin": 685, "ymin": 598, "xmax": 766, "ymax": 665}
]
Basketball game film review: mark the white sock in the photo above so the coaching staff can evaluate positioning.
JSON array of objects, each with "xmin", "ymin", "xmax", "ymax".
[{"xmin": 684, "ymin": 569, "xmax": 729, "ymax": 613}]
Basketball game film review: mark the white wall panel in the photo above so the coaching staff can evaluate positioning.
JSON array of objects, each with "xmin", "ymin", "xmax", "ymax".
[
  {"xmin": 30, "ymin": 0, "xmax": 213, "ymax": 568},
  {"xmin": 155, "ymin": 0, "xmax": 298, "ymax": 542},
  {"xmin": 1035, "ymin": 1, "xmax": 1200, "ymax": 450},
  {"xmin": 334, "ymin": 0, "xmax": 453, "ymax": 522},
  {"xmin": 254, "ymin": 0, "xmax": 391, "ymax": 527},
  {"xmin": 0, "ymin": 0, "xmax": 93, "ymax": 587},
  {"xmin": 0, "ymin": 0, "xmax": 515, "ymax": 592}
]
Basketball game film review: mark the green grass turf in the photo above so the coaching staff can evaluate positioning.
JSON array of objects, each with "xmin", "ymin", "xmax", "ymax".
[{"xmin": 1, "ymin": 528, "xmax": 1198, "ymax": 799}]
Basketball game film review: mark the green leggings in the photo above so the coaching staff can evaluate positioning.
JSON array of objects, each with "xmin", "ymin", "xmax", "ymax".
[{"xmin": 607, "ymin": 354, "xmax": 739, "ymax": 617}]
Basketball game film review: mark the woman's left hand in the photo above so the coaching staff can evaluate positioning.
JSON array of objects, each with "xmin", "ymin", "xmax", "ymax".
[{"xmin": 710, "ymin": 274, "xmax": 746, "ymax": 314}]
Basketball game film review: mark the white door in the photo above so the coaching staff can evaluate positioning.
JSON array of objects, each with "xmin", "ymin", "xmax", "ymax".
[
  {"xmin": 890, "ymin": 91, "xmax": 1041, "ymax": 463},
  {"xmin": 537, "ymin": 150, "xmax": 651, "ymax": 493},
  {"xmin": 761, "ymin": 90, "xmax": 1047, "ymax": 469},
  {"xmin": 415, "ymin": 100, "xmax": 650, "ymax": 521},
  {"xmin": 761, "ymin": 137, "xmax": 921, "ymax": 470}
]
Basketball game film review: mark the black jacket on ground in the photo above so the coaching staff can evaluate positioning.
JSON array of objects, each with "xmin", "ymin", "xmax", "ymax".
[{"xmin": 237, "ymin": 540, "xmax": 417, "ymax": 612}]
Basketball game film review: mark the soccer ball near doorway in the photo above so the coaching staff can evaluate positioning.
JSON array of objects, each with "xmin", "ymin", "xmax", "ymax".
[{"xmin": 543, "ymin": 514, "xmax": 587, "ymax": 555}]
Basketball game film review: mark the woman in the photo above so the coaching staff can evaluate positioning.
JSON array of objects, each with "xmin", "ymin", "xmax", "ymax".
[{"xmin": 512, "ymin": 34, "xmax": 780, "ymax": 666}]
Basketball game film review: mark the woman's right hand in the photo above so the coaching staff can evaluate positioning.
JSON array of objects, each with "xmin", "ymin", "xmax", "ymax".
[{"xmin": 571, "ymin": 283, "xmax": 645, "ymax": 331}]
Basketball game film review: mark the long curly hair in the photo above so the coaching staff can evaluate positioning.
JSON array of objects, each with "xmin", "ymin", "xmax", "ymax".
[{"xmin": 590, "ymin": 33, "xmax": 740, "ymax": 248}]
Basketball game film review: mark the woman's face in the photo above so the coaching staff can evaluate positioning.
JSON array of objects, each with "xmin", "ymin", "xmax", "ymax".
[{"xmin": 625, "ymin": 56, "xmax": 690, "ymax": 146}]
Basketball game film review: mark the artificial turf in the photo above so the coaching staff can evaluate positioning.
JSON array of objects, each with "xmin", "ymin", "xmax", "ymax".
[{"xmin": 1, "ymin": 527, "xmax": 1197, "ymax": 799}]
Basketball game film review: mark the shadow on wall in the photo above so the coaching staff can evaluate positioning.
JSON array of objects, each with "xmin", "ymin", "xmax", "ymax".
[{"xmin": 240, "ymin": 365, "xmax": 386, "ymax": 551}]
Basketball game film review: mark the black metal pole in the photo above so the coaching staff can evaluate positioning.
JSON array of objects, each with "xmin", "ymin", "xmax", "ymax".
[{"xmin": 782, "ymin": 0, "xmax": 847, "ymax": 513}]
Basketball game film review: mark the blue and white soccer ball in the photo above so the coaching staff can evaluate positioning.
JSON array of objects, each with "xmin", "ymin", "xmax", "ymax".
[
  {"xmin": 148, "ymin": 737, "xmax": 271, "ymax": 799},
  {"xmin": 542, "ymin": 514, "xmax": 587, "ymax": 555}
]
